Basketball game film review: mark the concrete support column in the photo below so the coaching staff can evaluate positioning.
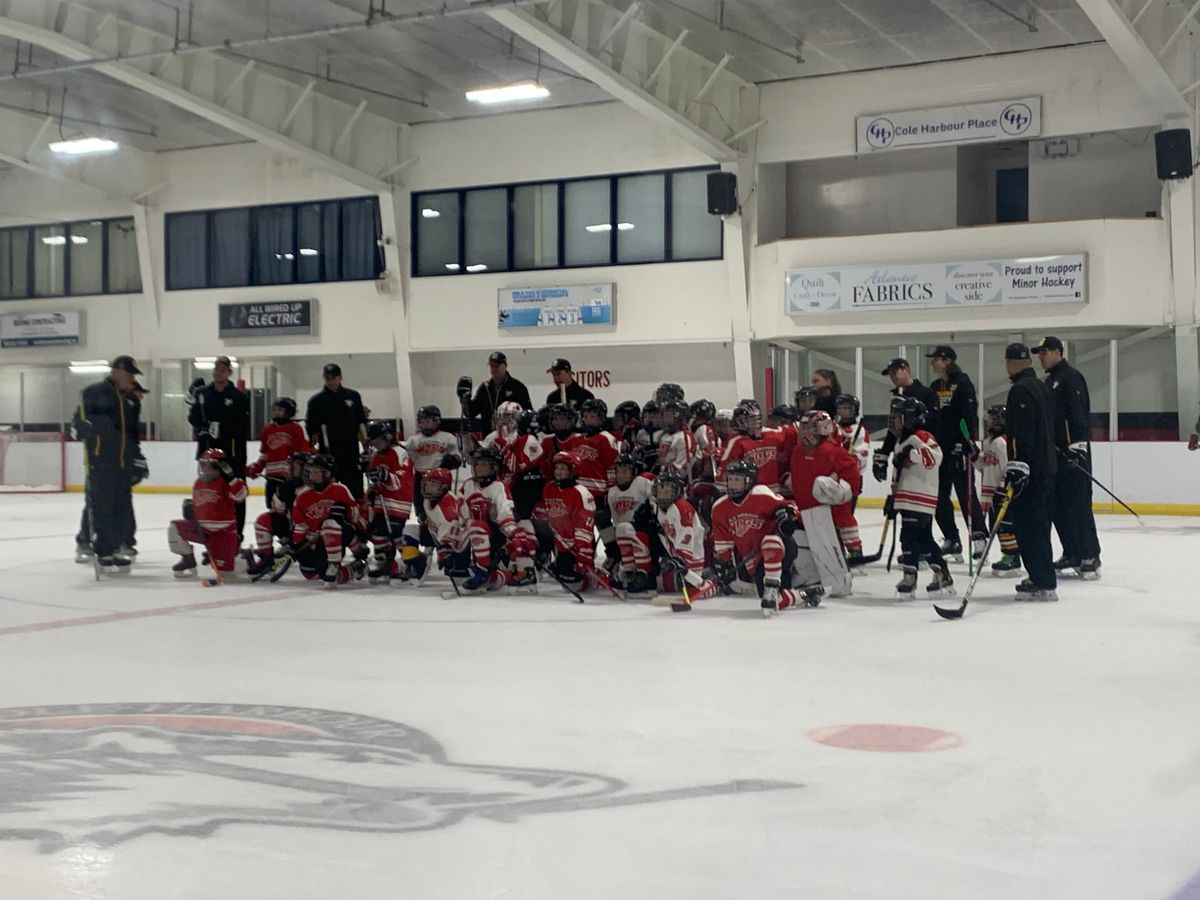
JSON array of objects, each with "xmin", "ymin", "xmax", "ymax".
[
  {"xmin": 377, "ymin": 188, "xmax": 417, "ymax": 431},
  {"xmin": 1175, "ymin": 326, "xmax": 1200, "ymax": 439}
]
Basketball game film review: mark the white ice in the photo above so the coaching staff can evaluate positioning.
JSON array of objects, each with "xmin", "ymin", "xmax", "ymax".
[{"xmin": 0, "ymin": 493, "xmax": 1198, "ymax": 900}]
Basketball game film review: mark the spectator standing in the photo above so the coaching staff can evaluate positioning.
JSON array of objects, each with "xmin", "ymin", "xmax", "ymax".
[
  {"xmin": 1033, "ymin": 336, "xmax": 1102, "ymax": 578},
  {"xmin": 545, "ymin": 358, "xmax": 595, "ymax": 407},
  {"xmin": 188, "ymin": 355, "xmax": 251, "ymax": 539},
  {"xmin": 470, "ymin": 351, "xmax": 533, "ymax": 428},
  {"xmin": 926, "ymin": 346, "xmax": 987, "ymax": 558},
  {"xmin": 810, "ymin": 369, "xmax": 842, "ymax": 417},
  {"xmin": 305, "ymin": 362, "xmax": 369, "ymax": 499}
]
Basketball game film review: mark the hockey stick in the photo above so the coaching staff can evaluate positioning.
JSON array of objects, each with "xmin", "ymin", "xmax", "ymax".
[
  {"xmin": 934, "ymin": 488, "xmax": 1013, "ymax": 620},
  {"xmin": 534, "ymin": 558, "xmax": 585, "ymax": 603},
  {"xmin": 671, "ymin": 578, "xmax": 692, "ymax": 613},
  {"xmin": 267, "ymin": 552, "xmax": 295, "ymax": 583},
  {"xmin": 886, "ymin": 511, "xmax": 898, "ymax": 571},
  {"xmin": 1055, "ymin": 447, "xmax": 1143, "ymax": 524},
  {"xmin": 959, "ymin": 420, "xmax": 975, "ymax": 578},
  {"xmin": 200, "ymin": 543, "xmax": 224, "ymax": 587}
]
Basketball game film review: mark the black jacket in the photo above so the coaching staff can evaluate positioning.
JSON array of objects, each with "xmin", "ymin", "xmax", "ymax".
[
  {"xmin": 188, "ymin": 381, "xmax": 251, "ymax": 465},
  {"xmin": 879, "ymin": 378, "xmax": 941, "ymax": 454},
  {"xmin": 1005, "ymin": 367, "xmax": 1057, "ymax": 477},
  {"xmin": 306, "ymin": 386, "xmax": 368, "ymax": 455},
  {"xmin": 1044, "ymin": 359, "xmax": 1091, "ymax": 448},
  {"xmin": 930, "ymin": 365, "xmax": 979, "ymax": 447},
  {"xmin": 545, "ymin": 381, "xmax": 595, "ymax": 408},
  {"xmin": 470, "ymin": 374, "xmax": 533, "ymax": 426},
  {"xmin": 75, "ymin": 378, "xmax": 142, "ymax": 470}
]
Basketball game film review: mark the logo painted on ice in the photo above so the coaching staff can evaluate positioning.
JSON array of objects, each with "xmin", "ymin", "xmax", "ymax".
[
  {"xmin": 0, "ymin": 703, "xmax": 800, "ymax": 852},
  {"xmin": 1000, "ymin": 103, "xmax": 1033, "ymax": 136},
  {"xmin": 865, "ymin": 117, "xmax": 895, "ymax": 149}
]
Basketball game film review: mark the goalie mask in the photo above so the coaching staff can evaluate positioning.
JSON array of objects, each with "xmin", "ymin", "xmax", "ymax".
[
  {"xmin": 798, "ymin": 410, "xmax": 834, "ymax": 447},
  {"xmin": 495, "ymin": 401, "xmax": 522, "ymax": 433}
]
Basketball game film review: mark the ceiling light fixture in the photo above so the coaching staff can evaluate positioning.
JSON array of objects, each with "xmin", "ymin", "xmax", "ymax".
[
  {"xmin": 445, "ymin": 263, "xmax": 461, "ymax": 271},
  {"xmin": 465, "ymin": 81, "xmax": 550, "ymax": 105},
  {"xmin": 465, "ymin": 263, "xmax": 489, "ymax": 272},
  {"xmin": 68, "ymin": 360, "xmax": 110, "ymax": 375},
  {"xmin": 585, "ymin": 223, "xmax": 612, "ymax": 233},
  {"xmin": 616, "ymin": 222, "xmax": 635, "ymax": 231},
  {"xmin": 421, "ymin": 208, "xmax": 442, "ymax": 218},
  {"xmin": 299, "ymin": 248, "xmax": 319, "ymax": 256},
  {"xmin": 49, "ymin": 137, "xmax": 119, "ymax": 155},
  {"xmin": 193, "ymin": 356, "xmax": 237, "ymax": 369},
  {"xmin": 41, "ymin": 235, "xmax": 67, "ymax": 245},
  {"xmin": 71, "ymin": 235, "xmax": 89, "ymax": 244}
]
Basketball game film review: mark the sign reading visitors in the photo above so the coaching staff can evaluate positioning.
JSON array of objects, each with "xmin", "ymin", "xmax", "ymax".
[
  {"xmin": 498, "ymin": 283, "xmax": 615, "ymax": 330},
  {"xmin": 218, "ymin": 300, "xmax": 317, "ymax": 338},
  {"xmin": 857, "ymin": 96, "xmax": 1041, "ymax": 153},
  {"xmin": 0, "ymin": 311, "xmax": 82, "ymax": 348},
  {"xmin": 785, "ymin": 254, "xmax": 1086, "ymax": 315}
]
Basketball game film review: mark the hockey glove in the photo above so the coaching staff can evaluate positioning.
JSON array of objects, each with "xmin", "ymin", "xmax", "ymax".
[
  {"xmin": 660, "ymin": 555, "xmax": 687, "ymax": 575},
  {"xmin": 871, "ymin": 451, "xmax": 889, "ymax": 483},
  {"xmin": 1066, "ymin": 441, "xmax": 1090, "ymax": 467},
  {"xmin": 244, "ymin": 461, "xmax": 263, "ymax": 479},
  {"xmin": 893, "ymin": 446, "xmax": 914, "ymax": 470},
  {"xmin": 507, "ymin": 532, "xmax": 536, "ymax": 559},
  {"xmin": 131, "ymin": 456, "xmax": 150, "ymax": 486},
  {"xmin": 328, "ymin": 502, "xmax": 348, "ymax": 525},
  {"xmin": 774, "ymin": 506, "xmax": 799, "ymax": 537},
  {"xmin": 1003, "ymin": 460, "xmax": 1031, "ymax": 497},
  {"xmin": 714, "ymin": 559, "xmax": 737, "ymax": 589},
  {"xmin": 217, "ymin": 460, "xmax": 235, "ymax": 482},
  {"xmin": 441, "ymin": 453, "xmax": 462, "ymax": 471}
]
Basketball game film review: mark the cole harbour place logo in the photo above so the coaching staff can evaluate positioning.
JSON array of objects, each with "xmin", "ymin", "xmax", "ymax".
[{"xmin": 858, "ymin": 97, "xmax": 1039, "ymax": 153}]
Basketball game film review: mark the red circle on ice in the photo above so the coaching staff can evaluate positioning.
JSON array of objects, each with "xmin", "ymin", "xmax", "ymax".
[{"xmin": 807, "ymin": 723, "xmax": 963, "ymax": 752}]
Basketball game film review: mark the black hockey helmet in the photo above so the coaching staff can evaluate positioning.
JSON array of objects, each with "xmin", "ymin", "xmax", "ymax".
[
  {"xmin": 548, "ymin": 403, "xmax": 577, "ymax": 436},
  {"xmin": 768, "ymin": 404, "xmax": 797, "ymax": 425},
  {"xmin": 724, "ymin": 458, "xmax": 758, "ymax": 501},
  {"xmin": 889, "ymin": 397, "xmax": 927, "ymax": 435},
  {"xmin": 613, "ymin": 400, "xmax": 641, "ymax": 431},
  {"xmin": 731, "ymin": 402, "xmax": 761, "ymax": 435},
  {"xmin": 579, "ymin": 398, "xmax": 607, "ymax": 434},
  {"xmin": 689, "ymin": 399, "xmax": 715, "ymax": 423},
  {"xmin": 366, "ymin": 419, "xmax": 395, "ymax": 443},
  {"xmin": 984, "ymin": 404, "xmax": 1007, "ymax": 435},
  {"xmin": 653, "ymin": 470, "xmax": 687, "ymax": 510},
  {"xmin": 471, "ymin": 445, "xmax": 503, "ymax": 485},
  {"xmin": 662, "ymin": 400, "xmax": 689, "ymax": 431},
  {"xmin": 655, "ymin": 382, "xmax": 685, "ymax": 404},
  {"xmin": 641, "ymin": 399, "xmax": 662, "ymax": 422},
  {"xmin": 516, "ymin": 409, "xmax": 538, "ymax": 436},
  {"xmin": 304, "ymin": 452, "xmax": 336, "ymax": 488},
  {"xmin": 794, "ymin": 386, "xmax": 818, "ymax": 411},
  {"xmin": 416, "ymin": 405, "xmax": 442, "ymax": 434},
  {"xmin": 612, "ymin": 452, "xmax": 640, "ymax": 488},
  {"xmin": 835, "ymin": 393, "xmax": 861, "ymax": 423},
  {"xmin": 536, "ymin": 404, "xmax": 553, "ymax": 434},
  {"xmin": 272, "ymin": 396, "xmax": 297, "ymax": 420}
]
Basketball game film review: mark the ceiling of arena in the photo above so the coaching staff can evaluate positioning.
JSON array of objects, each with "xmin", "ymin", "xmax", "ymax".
[{"xmin": 0, "ymin": 0, "xmax": 1100, "ymax": 154}]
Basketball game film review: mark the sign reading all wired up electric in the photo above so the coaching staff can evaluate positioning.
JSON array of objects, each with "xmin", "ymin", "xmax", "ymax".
[{"xmin": 856, "ymin": 97, "xmax": 1041, "ymax": 154}]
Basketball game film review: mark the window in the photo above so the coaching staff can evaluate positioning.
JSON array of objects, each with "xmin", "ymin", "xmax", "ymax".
[
  {"xmin": 412, "ymin": 166, "xmax": 720, "ymax": 276},
  {"xmin": 617, "ymin": 174, "xmax": 665, "ymax": 263},
  {"xmin": 107, "ymin": 219, "xmax": 142, "ymax": 293},
  {"xmin": 564, "ymin": 178, "xmax": 612, "ymax": 267},
  {"xmin": 0, "ymin": 229, "xmax": 29, "ymax": 298},
  {"xmin": 164, "ymin": 196, "xmax": 382, "ymax": 290},
  {"xmin": 68, "ymin": 221, "xmax": 104, "ymax": 296},
  {"xmin": 33, "ymin": 226, "xmax": 66, "ymax": 297},
  {"xmin": 513, "ymin": 183, "xmax": 558, "ymax": 269}
]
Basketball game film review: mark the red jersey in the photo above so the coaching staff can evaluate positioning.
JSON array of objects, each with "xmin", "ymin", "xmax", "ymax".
[
  {"xmin": 192, "ymin": 476, "xmax": 247, "ymax": 532},
  {"xmin": 789, "ymin": 439, "xmax": 862, "ymax": 512},
  {"xmin": 502, "ymin": 433, "xmax": 544, "ymax": 481},
  {"xmin": 368, "ymin": 444, "xmax": 414, "ymax": 521},
  {"xmin": 763, "ymin": 427, "xmax": 796, "ymax": 482},
  {"xmin": 253, "ymin": 421, "xmax": 309, "ymax": 480},
  {"xmin": 291, "ymin": 482, "xmax": 359, "ymax": 544},
  {"xmin": 710, "ymin": 485, "xmax": 794, "ymax": 562},
  {"xmin": 718, "ymin": 435, "xmax": 782, "ymax": 492},
  {"xmin": 541, "ymin": 432, "xmax": 616, "ymax": 497},
  {"xmin": 538, "ymin": 482, "xmax": 596, "ymax": 565}
]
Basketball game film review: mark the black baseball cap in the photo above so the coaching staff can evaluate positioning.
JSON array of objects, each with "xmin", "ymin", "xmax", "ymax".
[
  {"xmin": 111, "ymin": 355, "xmax": 143, "ymax": 375},
  {"xmin": 1031, "ymin": 336, "xmax": 1064, "ymax": 353},
  {"xmin": 1005, "ymin": 343, "xmax": 1031, "ymax": 360},
  {"xmin": 488, "ymin": 351, "xmax": 507, "ymax": 364},
  {"xmin": 880, "ymin": 357, "xmax": 910, "ymax": 375},
  {"xmin": 323, "ymin": 363, "xmax": 342, "ymax": 377},
  {"xmin": 925, "ymin": 345, "xmax": 957, "ymax": 360},
  {"xmin": 546, "ymin": 357, "xmax": 572, "ymax": 372}
]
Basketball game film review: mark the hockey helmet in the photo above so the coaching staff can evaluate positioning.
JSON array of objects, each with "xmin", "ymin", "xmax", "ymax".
[
  {"xmin": 516, "ymin": 409, "xmax": 538, "ymax": 436},
  {"xmin": 551, "ymin": 450, "xmax": 580, "ymax": 485},
  {"xmin": 535, "ymin": 405, "xmax": 553, "ymax": 435},
  {"xmin": 661, "ymin": 400, "xmax": 689, "ymax": 432},
  {"xmin": 421, "ymin": 466, "xmax": 453, "ymax": 501},
  {"xmin": 835, "ymin": 393, "xmax": 861, "ymax": 424},
  {"xmin": 612, "ymin": 400, "xmax": 641, "ymax": 432},
  {"xmin": 289, "ymin": 450, "xmax": 311, "ymax": 477},
  {"xmin": 416, "ymin": 405, "xmax": 442, "ymax": 435},
  {"xmin": 713, "ymin": 408, "xmax": 734, "ymax": 438},
  {"xmin": 304, "ymin": 452, "xmax": 336, "ymax": 488},
  {"xmin": 197, "ymin": 447, "xmax": 226, "ymax": 481},
  {"xmin": 689, "ymin": 399, "xmax": 716, "ymax": 423},
  {"xmin": 724, "ymin": 458, "xmax": 758, "ymax": 502},
  {"xmin": 794, "ymin": 386, "xmax": 818, "ymax": 412},
  {"xmin": 984, "ymin": 404, "xmax": 1007, "ymax": 436},
  {"xmin": 653, "ymin": 470, "xmax": 687, "ymax": 510},
  {"xmin": 495, "ymin": 400, "xmax": 522, "ymax": 427},
  {"xmin": 471, "ymin": 445, "xmax": 503, "ymax": 486},
  {"xmin": 549, "ymin": 403, "xmax": 577, "ymax": 436},
  {"xmin": 731, "ymin": 402, "xmax": 762, "ymax": 435},
  {"xmin": 768, "ymin": 404, "xmax": 797, "ymax": 426},
  {"xmin": 654, "ymin": 382, "xmax": 685, "ymax": 404},
  {"xmin": 271, "ymin": 396, "xmax": 297, "ymax": 421},
  {"xmin": 199, "ymin": 448, "xmax": 228, "ymax": 464},
  {"xmin": 366, "ymin": 419, "xmax": 396, "ymax": 446},
  {"xmin": 579, "ymin": 398, "xmax": 608, "ymax": 434},
  {"xmin": 612, "ymin": 453, "xmax": 639, "ymax": 488},
  {"xmin": 889, "ymin": 397, "xmax": 927, "ymax": 435},
  {"xmin": 798, "ymin": 409, "xmax": 835, "ymax": 444},
  {"xmin": 641, "ymin": 400, "xmax": 662, "ymax": 424}
]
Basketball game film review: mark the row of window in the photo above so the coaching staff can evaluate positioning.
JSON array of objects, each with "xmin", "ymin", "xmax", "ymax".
[
  {"xmin": 0, "ymin": 218, "xmax": 141, "ymax": 300},
  {"xmin": 412, "ymin": 166, "xmax": 722, "ymax": 276},
  {"xmin": 165, "ymin": 196, "xmax": 384, "ymax": 291}
]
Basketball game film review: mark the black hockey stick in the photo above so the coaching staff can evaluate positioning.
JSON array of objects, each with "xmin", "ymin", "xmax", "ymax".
[
  {"xmin": 250, "ymin": 549, "xmax": 293, "ymax": 582},
  {"xmin": 1056, "ymin": 447, "xmax": 1143, "ymax": 524},
  {"xmin": 934, "ymin": 488, "xmax": 1013, "ymax": 620},
  {"xmin": 534, "ymin": 558, "xmax": 585, "ymax": 603}
]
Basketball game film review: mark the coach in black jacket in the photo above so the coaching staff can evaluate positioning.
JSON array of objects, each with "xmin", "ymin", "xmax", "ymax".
[
  {"xmin": 873, "ymin": 357, "xmax": 940, "ymax": 481},
  {"xmin": 927, "ymin": 346, "xmax": 987, "ymax": 552},
  {"xmin": 1004, "ymin": 344, "xmax": 1058, "ymax": 596},
  {"xmin": 1034, "ymin": 336, "xmax": 1101, "ymax": 576},
  {"xmin": 306, "ymin": 362, "xmax": 368, "ymax": 499}
]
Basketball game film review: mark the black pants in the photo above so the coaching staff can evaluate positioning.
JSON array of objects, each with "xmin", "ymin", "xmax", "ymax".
[
  {"xmin": 86, "ymin": 467, "xmax": 134, "ymax": 557},
  {"xmin": 1012, "ymin": 476, "xmax": 1056, "ymax": 589},
  {"xmin": 1053, "ymin": 457, "xmax": 1101, "ymax": 561},
  {"xmin": 334, "ymin": 453, "xmax": 364, "ymax": 500},
  {"xmin": 899, "ymin": 511, "xmax": 945, "ymax": 569},
  {"xmin": 935, "ymin": 459, "xmax": 986, "ymax": 544},
  {"xmin": 77, "ymin": 497, "xmax": 137, "ymax": 549}
]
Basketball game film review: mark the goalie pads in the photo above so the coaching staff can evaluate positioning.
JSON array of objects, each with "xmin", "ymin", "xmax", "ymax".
[
  {"xmin": 794, "ymin": 505, "xmax": 852, "ymax": 597},
  {"xmin": 812, "ymin": 475, "xmax": 852, "ymax": 506}
]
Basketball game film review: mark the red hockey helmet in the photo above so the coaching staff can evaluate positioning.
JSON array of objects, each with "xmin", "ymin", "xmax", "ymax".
[
  {"xmin": 552, "ymin": 451, "xmax": 580, "ymax": 484},
  {"xmin": 421, "ymin": 466, "xmax": 453, "ymax": 500}
]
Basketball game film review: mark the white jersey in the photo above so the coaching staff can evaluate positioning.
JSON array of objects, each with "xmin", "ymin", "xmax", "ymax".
[
  {"xmin": 480, "ymin": 426, "xmax": 516, "ymax": 451},
  {"xmin": 420, "ymin": 492, "xmax": 468, "ymax": 551},
  {"xmin": 838, "ymin": 421, "xmax": 871, "ymax": 473},
  {"xmin": 404, "ymin": 430, "xmax": 459, "ymax": 473},
  {"xmin": 459, "ymin": 476, "xmax": 517, "ymax": 533},
  {"xmin": 656, "ymin": 498, "xmax": 706, "ymax": 566},
  {"xmin": 657, "ymin": 429, "xmax": 697, "ymax": 476},
  {"xmin": 607, "ymin": 474, "xmax": 655, "ymax": 525},
  {"xmin": 694, "ymin": 423, "xmax": 719, "ymax": 463},
  {"xmin": 975, "ymin": 435, "xmax": 1008, "ymax": 510}
]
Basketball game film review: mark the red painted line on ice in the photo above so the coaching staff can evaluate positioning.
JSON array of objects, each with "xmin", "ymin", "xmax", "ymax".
[{"xmin": 0, "ymin": 591, "xmax": 293, "ymax": 637}]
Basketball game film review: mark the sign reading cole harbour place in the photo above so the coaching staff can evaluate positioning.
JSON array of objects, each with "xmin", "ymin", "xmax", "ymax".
[
  {"xmin": 785, "ymin": 255, "xmax": 1086, "ymax": 316},
  {"xmin": 857, "ymin": 97, "xmax": 1041, "ymax": 153},
  {"xmin": 218, "ymin": 300, "xmax": 317, "ymax": 338}
]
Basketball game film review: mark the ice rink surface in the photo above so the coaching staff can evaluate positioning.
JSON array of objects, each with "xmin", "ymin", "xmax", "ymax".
[{"xmin": 0, "ymin": 493, "xmax": 1198, "ymax": 900}]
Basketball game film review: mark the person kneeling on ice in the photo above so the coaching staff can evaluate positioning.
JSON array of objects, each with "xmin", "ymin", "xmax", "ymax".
[
  {"xmin": 536, "ymin": 451, "xmax": 600, "ymax": 591},
  {"xmin": 417, "ymin": 467, "xmax": 470, "ymax": 585},
  {"xmin": 652, "ymin": 471, "xmax": 719, "ymax": 607},
  {"xmin": 169, "ymin": 449, "xmax": 248, "ymax": 580},
  {"xmin": 247, "ymin": 450, "xmax": 309, "ymax": 577},
  {"xmin": 890, "ymin": 399, "xmax": 954, "ymax": 598},
  {"xmin": 290, "ymin": 454, "xmax": 368, "ymax": 587},
  {"xmin": 977, "ymin": 405, "xmax": 1022, "ymax": 577},
  {"xmin": 364, "ymin": 420, "xmax": 415, "ymax": 584},
  {"xmin": 710, "ymin": 459, "xmax": 812, "ymax": 617},
  {"xmin": 606, "ymin": 453, "xmax": 658, "ymax": 597},
  {"xmin": 788, "ymin": 410, "xmax": 858, "ymax": 600},
  {"xmin": 460, "ymin": 447, "xmax": 537, "ymax": 594}
]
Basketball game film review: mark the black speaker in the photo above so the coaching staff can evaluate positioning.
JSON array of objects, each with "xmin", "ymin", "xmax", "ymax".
[
  {"xmin": 707, "ymin": 171, "xmax": 738, "ymax": 215},
  {"xmin": 1155, "ymin": 128, "xmax": 1193, "ymax": 180}
]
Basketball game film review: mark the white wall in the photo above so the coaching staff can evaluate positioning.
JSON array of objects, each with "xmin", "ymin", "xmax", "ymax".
[{"xmin": 1028, "ymin": 131, "xmax": 1161, "ymax": 222}]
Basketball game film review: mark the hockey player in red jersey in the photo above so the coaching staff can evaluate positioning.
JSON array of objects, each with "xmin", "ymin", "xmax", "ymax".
[
  {"xmin": 605, "ymin": 453, "xmax": 657, "ymax": 596},
  {"xmin": 890, "ymin": 399, "xmax": 953, "ymax": 598},
  {"xmin": 503, "ymin": 410, "xmax": 546, "ymax": 557},
  {"xmin": 789, "ymin": 410, "xmax": 858, "ymax": 599},
  {"xmin": 652, "ymin": 470, "xmax": 718, "ymax": 608},
  {"xmin": 717, "ymin": 402, "xmax": 783, "ymax": 494},
  {"xmin": 417, "ymin": 467, "xmax": 469, "ymax": 583},
  {"xmin": 459, "ymin": 446, "xmax": 537, "ymax": 593},
  {"xmin": 537, "ymin": 451, "xmax": 599, "ymax": 590},
  {"xmin": 244, "ymin": 397, "xmax": 309, "ymax": 510},
  {"xmin": 168, "ymin": 449, "xmax": 248, "ymax": 579},
  {"xmin": 291, "ymin": 453, "xmax": 368, "ymax": 587},
  {"xmin": 363, "ymin": 420, "xmax": 415, "ymax": 584},
  {"xmin": 247, "ymin": 450, "xmax": 308, "ymax": 577},
  {"xmin": 709, "ymin": 459, "xmax": 811, "ymax": 616}
]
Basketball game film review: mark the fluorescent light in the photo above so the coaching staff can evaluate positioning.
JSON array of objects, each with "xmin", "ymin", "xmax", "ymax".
[
  {"xmin": 445, "ymin": 263, "xmax": 461, "ymax": 271},
  {"xmin": 465, "ymin": 263, "xmax": 488, "ymax": 273},
  {"xmin": 465, "ymin": 81, "xmax": 550, "ymax": 105},
  {"xmin": 71, "ymin": 235, "xmax": 89, "ymax": 244},
  {"xmin": 41, "ymin": 235, "xmax": 67, "ymax": 245},
  {"xmin": 194, "ymin": 356, "xmax": 237, "ymax": 370},
  {"xmin": 421, "ymin": 208, "xmax": 441, "ymax": 218},
  {"xmin": 69, "ymin": 359, "xmax": 110, "ymax": 375},
  {"xmin": 617, "ymin": 222, "xmax": 635, "ymax": 231},
  {"xmin": 299, "ymin": 247, "xmax": 319, "ymax": 256},
  {"xmin": 585, "ymin": 223, "xmax": 612, "ymax": 233},
  {"xmin": 49, "ymin": 137, "xmax": 118, "ymax": 155}
]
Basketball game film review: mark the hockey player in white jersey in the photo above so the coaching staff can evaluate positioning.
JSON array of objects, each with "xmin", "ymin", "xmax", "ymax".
[
  {"xmin": 404, "ymin": 404, "xmax": 462, "ymax": 545},
  {"xmin": 652, "ymin": 470, "xmax": 716, "ymax": 607},
  {"xmin": 459, "ymin": 446, "xmax": 536, "ymax": 593},
  {"xmin": 605, "ymin": 454, "xmax": 657, "ymax": 596},
  {"xmin": 835, "ymin": 394, "xmax": 871, "ymax": 480},
  {"xmin": 656, "ymin": 400, "xmax": 697, "ymax": 476},
  {"xmin": 480, "ymin": 400, "xmax": 523, "ymax": 452}
]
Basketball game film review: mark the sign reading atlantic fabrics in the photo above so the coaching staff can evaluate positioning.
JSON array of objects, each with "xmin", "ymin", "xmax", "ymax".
[
  {"xmin": 219, "ymin": 300, "xmax": 317, "ymax": 338},
  {"xmin": 785, "ymin": 254, "xmax": 1086, "ymax": 316},
  {"xmin": 0, "ymin": 311, "xmax": 82, "ymax": 348},
  {"xmin": 857, "ymin": 96, "xmax": 1041, "ymax": 154}
]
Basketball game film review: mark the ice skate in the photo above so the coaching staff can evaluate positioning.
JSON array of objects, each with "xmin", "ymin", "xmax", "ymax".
[
  {"xmin": 460, "ymin": 564, "xmax": 490, "ymax": 594},
  {"xmin": 75, "ymin": 542, "xmax": 94, "ymax": 564},
  {"xmin": 322, "ymin": 561, "xmax": 342, "ymax": 588},
  {"xmin": 761, "ymin": 577, "xmax": 781, "ymax": 617},
  {"xmin": 1054, "ymin": 555, "xmax": 1081, "ymax": 574},
  {"xmin": 172, "ymin": 554, "xmax": 197, "ymax": 578},
  {"xmin": 117, "ymin": 545, "xmax": 138, "ymax": 562},
  {"xmin": 797, "ymin": 584, "xmax": 824, "ymax": 608},
  {"xmin": 970, "ymin": 534, "xmax": 987, "ymax": 560},
  {"xmin": 507, "ymin": 567, "xmax": 538, "ymax": 594},
  {"xmin": 939, "ymin": 539, "xmax": 964, "ymax": 563},
  {"xmin": 367, "ymin": 551, "xmax": 393, "ymax": 585},
  {"xmin": 1015, "ymin": 578, "xmax": 1058, "ymax": 602},
  {"xmin": 926, "ymin": 563, "xmax": 955, "ymax": 598},
  {"xmin": 895, "ymin": 565, "xmax": 918, "ymax": 600},
  {"xmin": 623, "ymin": 570, "xmax": 656, "ymax": 600},
  {"xmin": 1078, "ymin": 558, "xmax": 1101, "ymax": 580},
  {"xmin": 246, "ymin": 552, "xmax": 274, "ymax": 578},
  {"xmin": 991, "ymin": 553, "xmax": 1022, "ymax": 577},
  {"xmin": 96, "ymin": 554, "xmax": 133, "ymax": 575}
]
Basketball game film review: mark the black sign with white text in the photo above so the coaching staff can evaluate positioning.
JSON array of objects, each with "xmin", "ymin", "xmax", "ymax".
[{"xmin": 218, "ymin": 300, "xmax": 317, "ymax": 338}]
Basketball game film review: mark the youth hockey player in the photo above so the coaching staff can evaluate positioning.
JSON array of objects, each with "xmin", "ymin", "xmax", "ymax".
[
  {"xmin": 636, "ymin": 400, "xmax": 662, "ymax": 471},
  {"xmin": 606, "ymin": 453, "xmax": 657, "ymax": 595},
  {"xmin": 247, "ymin": 450, "xmax": 309, "ymax": 577},
  {"xmin": 460, "ymin": 446, "xmax": 536, "ymax": 593},
  {"xmin": 656, "ymin": 400, "xmax": 697, "ymax": 476},
  {"xmin": 689, "ymin": 399, "xmax": 719, "ymax": 476},
  {"xmin": 363, "ymin": 420, "xmax": 415, "ymax": 584},
  {"xmin": 834, "ymin": 394, "xmax": 871, "ymax": 479},
  {"xmin": 291, "ymin": 453, "xmax": 368, "ymax": 587},
  {"xmin": 405, "ymin": 405, "xmax": 462, "ymax": 542},
  {"xmin": 245, "ymin": 397, "xmax": 309, "ymax": 510},
  {"xmin": 718, "ymin": 402, "xmax": 783, "ymax": 493},
  {"xmin": 977, "ymin": 405, "xmax": 1021, "ymax": 576},
  {"xmin": 480, "ymin": 401, "xmax": 523, "ymax": 452},
  {"xmin": 168, "ymin": 449, "xmax": 248, "ymax": 579},
  {"xmin": 417, "ymin": 467, "xmax": 468, "ymax": 584},
  {"xmin": 710, "ymin": 459, "xmax": 808, "ymax": 617},
  {"xmin": 611, "ymin": 400, "xmax": 641, "ymax": 455},
  {"xmin": 889, "ymin": 399, "xmax": 953, "ymax": 598},
  {"xmin": 789, "ymin": 410, "xmax": 857, "ymax": 598},
  {"xmin": 537, "ymin": 451, "xmax": 599, "ymax": 591},
  {"xmin": 794, "ymin": 387, "xmax": 817, "ymax": 415},
  {"xmin": 652, "ymin": 470, "xmax": 717, "ymax": 608}
]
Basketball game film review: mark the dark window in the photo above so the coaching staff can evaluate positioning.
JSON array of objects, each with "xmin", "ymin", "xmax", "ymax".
[
  {"xmin": 107, "ymin": 218, "xmax": 141, "ymax": 293},
  {"xmin": 0, "ymin": 229, "xmax": 30, "ymax": 298},
  {"xmin": 341, "ymin": 198, "xmax": 383, "ymax": 280},
  {"xmin": 253, "ymin": 205, "xmax": 295, "ymax": 285},
  {"xmin": 464, "ymin": 188, "xmax": 508, "ymax": 273},
  {"xmin": 166, "ymin": 212, "xmax": 209, "ymax": 290},
  {"xmin": 415, "ymin": 192, "xmax": 460, "ymax": 275},
  {"xmin": 297, "ymin": 203, "xmax": 324, "ymax": 283},
  {"xmin": 0, "ymin": 216, "xmax": 141, "ymax": 299},
  {"xmin": 210, "ymin": 208, "xmax": 251, "ymax": 287},
  {"xmin": 68, "ymin": 221, "xmax": 104, "ymax": 296}
]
